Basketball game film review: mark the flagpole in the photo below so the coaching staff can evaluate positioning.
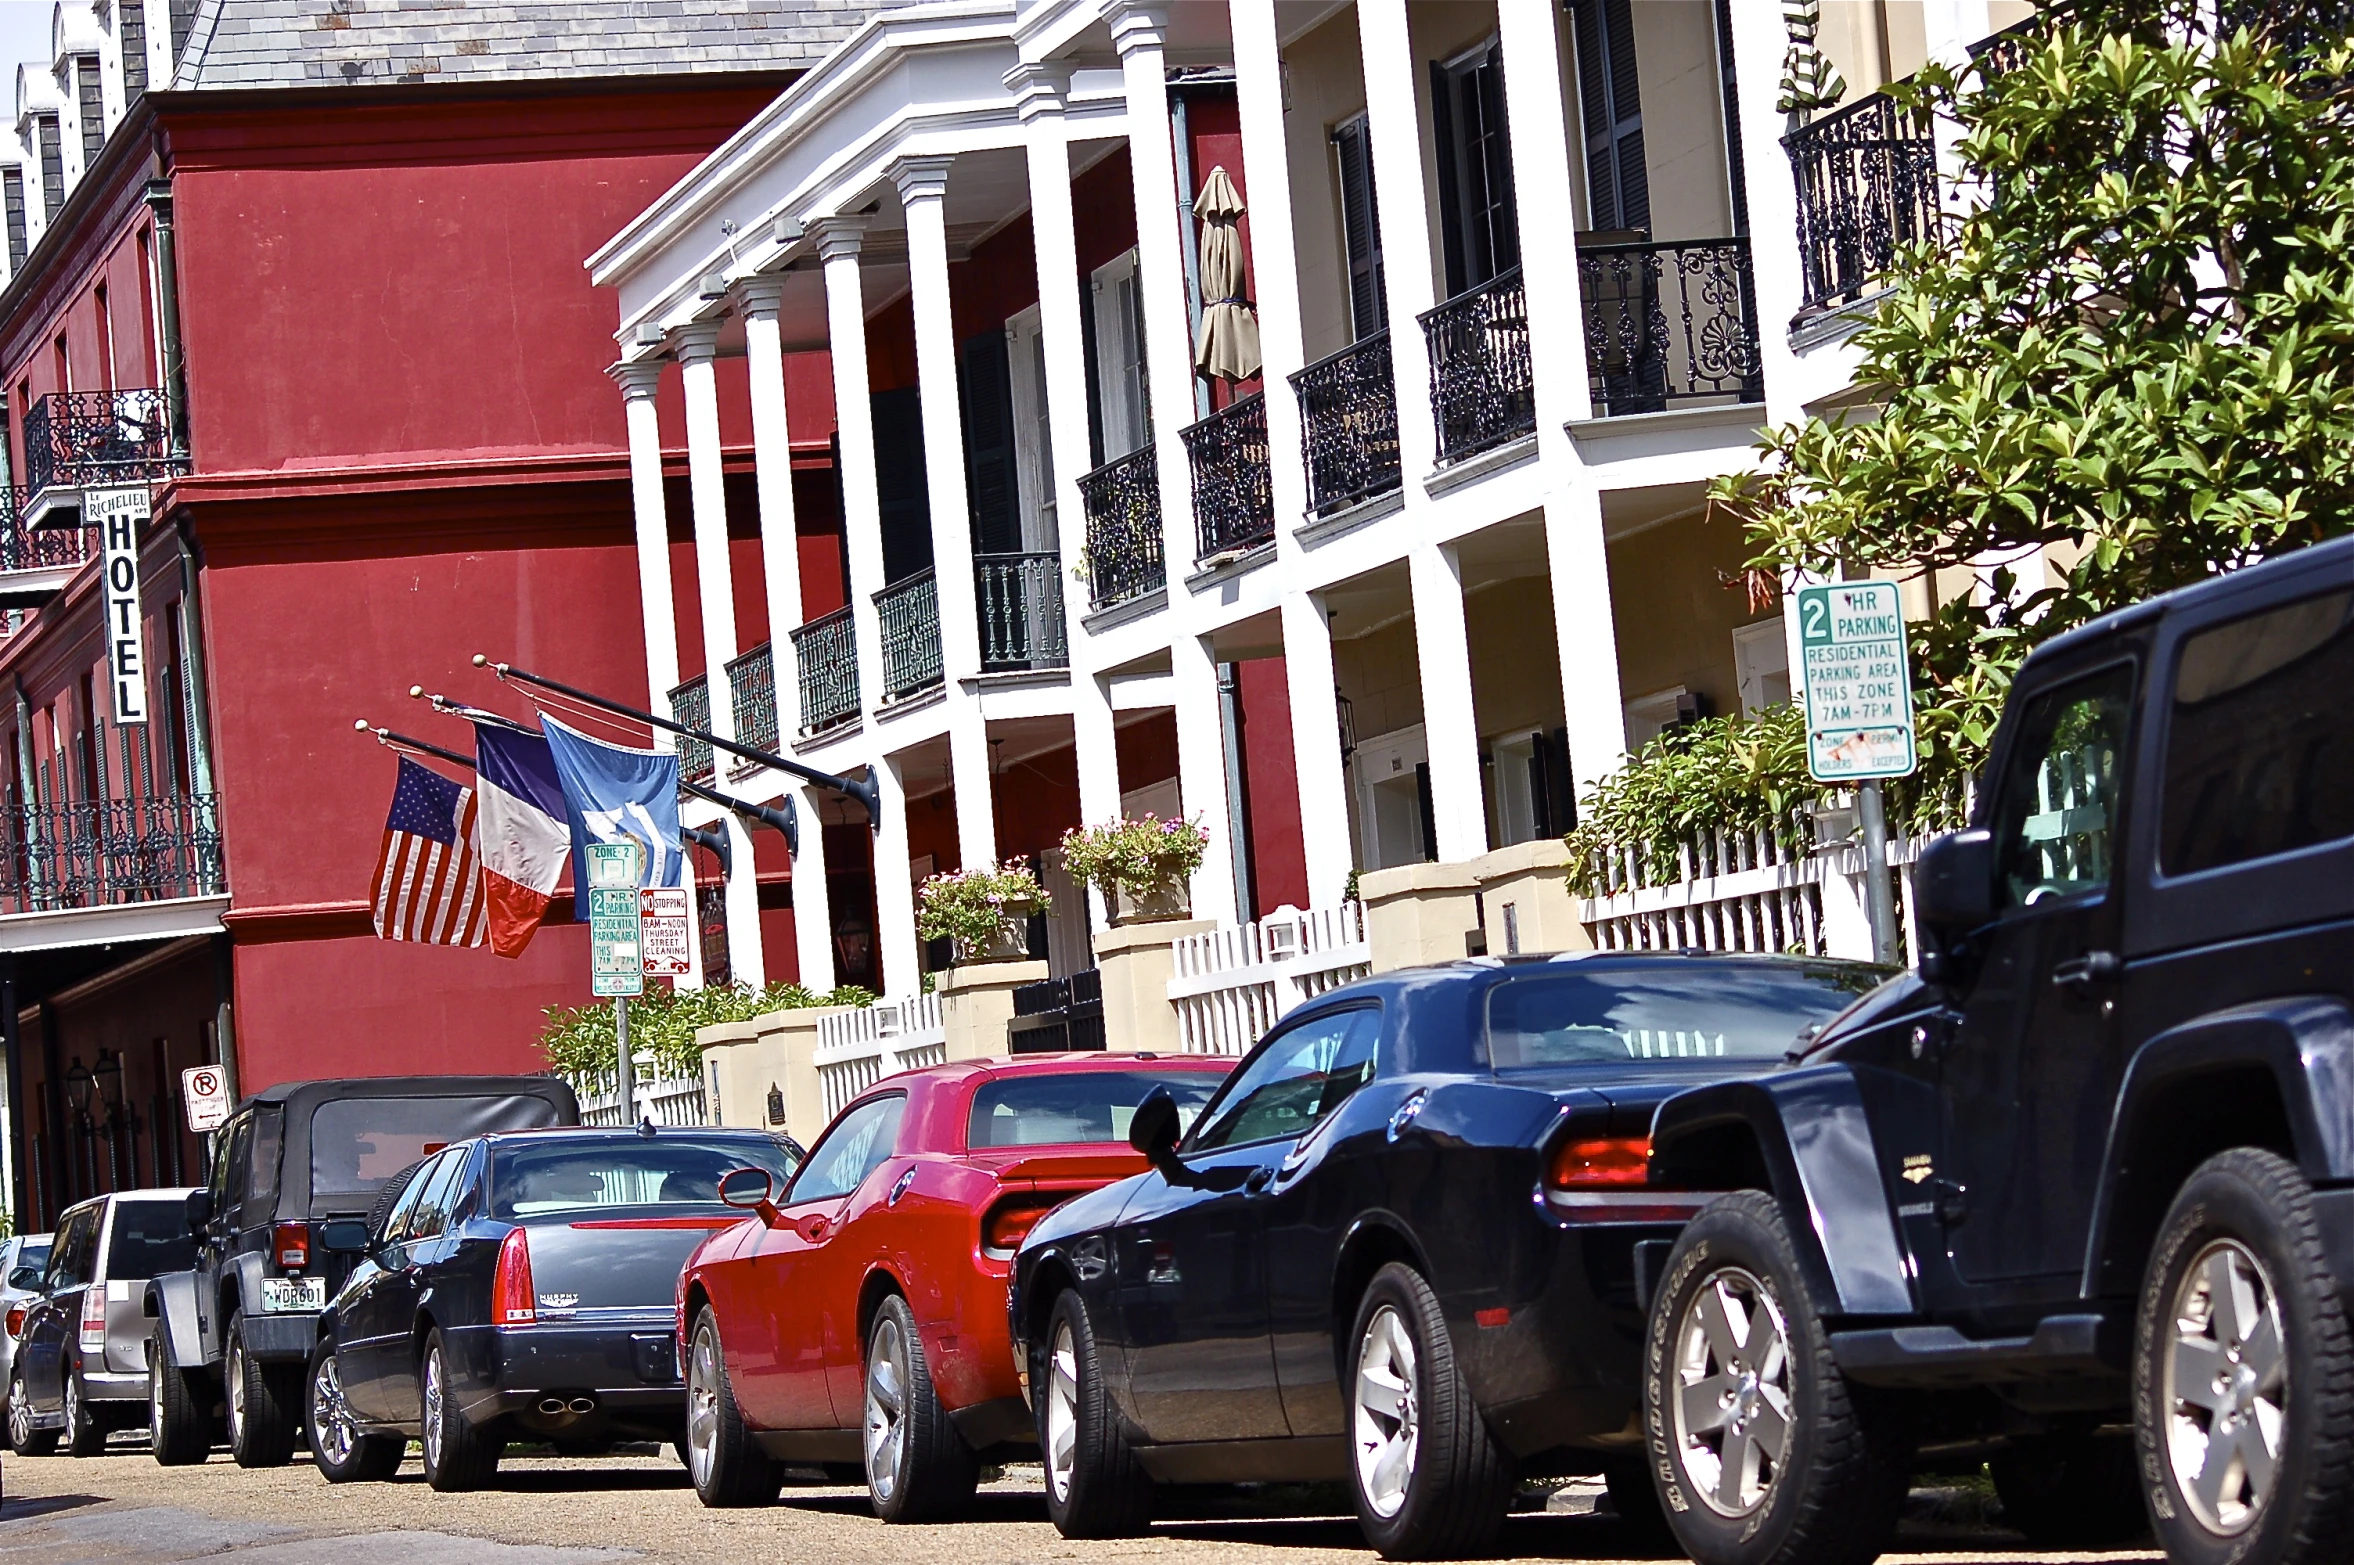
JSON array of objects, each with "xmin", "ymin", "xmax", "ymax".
[
  {"xmin": 473, "ymin": 655, "xmax": 880, "ymax": 824},
  {"xmin": 354, "ymin": 721, "xmax": 475, "ymax": 770}
]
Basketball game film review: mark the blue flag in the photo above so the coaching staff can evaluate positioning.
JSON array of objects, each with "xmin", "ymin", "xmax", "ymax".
[{"xmin": 541, "ymin": 714, "xmax": 685, "ymax": 903}]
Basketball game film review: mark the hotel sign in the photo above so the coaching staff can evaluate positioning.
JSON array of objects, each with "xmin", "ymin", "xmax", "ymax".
[{"xmin": 88, "ymin": 485, "xmax": 152, "ymax": 726}]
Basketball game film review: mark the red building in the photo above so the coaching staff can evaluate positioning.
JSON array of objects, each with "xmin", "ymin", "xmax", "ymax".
[{"xmin": 0, "ymin": 1, "xmax": 870, "ymax": 1227}]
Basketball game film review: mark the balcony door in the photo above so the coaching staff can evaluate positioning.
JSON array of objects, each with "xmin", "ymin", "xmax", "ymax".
[
  {"xmin": 1004, "ymin": 305, "xmax": 1058, "ymax": 553},
  {"xmin": 1430, "ymin": 40, "xmax": 1520, "ymax": 298},
  {"xmin": 1332, "ymin": 115, "xmax": 1387, "ymax": 342},
  {"xmin": 1087, "ymin": 249, "xmax": 1150, "ymax": 466}
]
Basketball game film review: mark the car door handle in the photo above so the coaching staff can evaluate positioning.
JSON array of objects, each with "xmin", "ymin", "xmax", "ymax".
[
  {"xmin": 2052, "ymin": 950, "xmax": 2123, "ymax": 994},
  {"xmin": 1244, "ymin": 1165, "xmax": 1275, "ymax": 1195}
]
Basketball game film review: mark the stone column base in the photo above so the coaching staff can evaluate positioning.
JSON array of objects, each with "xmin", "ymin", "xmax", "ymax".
[
  {"xmin": 1096, "ymin": 918, "xmax": 1214, "ymax": 1054},
  {"xmin": 1359, "ymin": 861, "xmax": 1483, "ymax": 972},
  {"xmin": 1472, "ymin": 838, "xmax": 1591, "ymax": 957},
  {"xmin": 937, "ymin": 958, "xmax": 1049, "ymax": 1060},
  {"xmin": 695, "ymin": 1004, "xmax": 863, "ymax": 1146}
]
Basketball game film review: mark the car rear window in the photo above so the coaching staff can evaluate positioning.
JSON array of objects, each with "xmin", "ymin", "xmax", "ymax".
[
  {"xmin": 311, "ymin": 1095, "xmax": 561, "ymax": 1203},
  {"xmin": 489, "ymin": 1136, "xmax": 801, "ymax": 1218},
  {"xmin": 104, "ymin": 1200, "xmax": 197, "ymax": 1279},
  {"xmin": 1486, "ymin": 965, "xmax": 1884, "ymax": 1069},
  {"xmin": 967, "ymin": 1070, "xmax": 1224, "ymax": 1149}
]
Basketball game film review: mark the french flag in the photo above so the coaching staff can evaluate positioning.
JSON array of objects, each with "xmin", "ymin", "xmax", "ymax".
[{"xmin": 471, "ymin": 722, "xmax": 571, "ymax": 958}]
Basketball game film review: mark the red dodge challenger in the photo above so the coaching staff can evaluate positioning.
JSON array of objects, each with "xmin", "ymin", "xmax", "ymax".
[{"xmin": 675, "ymin": 1052, "xmax": 1231, "ymax": 1521}]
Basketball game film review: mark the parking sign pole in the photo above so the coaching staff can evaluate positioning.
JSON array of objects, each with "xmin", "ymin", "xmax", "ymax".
[
  {"xmin": 615, "ymin": 994, "xmax": 632, "ymax": 1130},
  {"xmin": 1858, "ymin": 778, "xmax": 1898, "ymax": 965}
]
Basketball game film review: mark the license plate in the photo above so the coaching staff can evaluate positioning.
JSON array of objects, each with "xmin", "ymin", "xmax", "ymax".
[{"xmin": 259, "ymin": 1276, "xmax": 325, "ymax": 1313}]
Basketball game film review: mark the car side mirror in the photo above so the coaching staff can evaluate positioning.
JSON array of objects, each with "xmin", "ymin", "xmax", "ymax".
[
  {"xmin": 316, "ymin": 1219, "xmax": 371, "ymax": 1256},
  {"xmin": 184, "ymin": 1189, "xmax": 214, "ymax": 1236},
  {"xmin": 1914, "ymin": 828, "xmax": 1997, "ymax": 966},
  {"xmin": 718, "ymin": 1166, "xmax": 785, "ymax": 1228},
  {"xmin": 6, "ymin": 1266, "xmax": 39, "ymax": 1291},
  {"xmin": 1128, "ymin": 1087, "xmax": 1183, "ymax": 1173}
]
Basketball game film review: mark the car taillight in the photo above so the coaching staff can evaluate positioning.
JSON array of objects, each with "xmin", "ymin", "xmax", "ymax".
[
  {"xmin": 4, "ymin": 1306, "xmax": 23, "ymax": 1339},
  {"xmin": 273, "ymin": 1222, "xmax": 311, "ymax": 1270},
  {"xmin": 1547, "ymin": 1136, "xmax": 1652, "ymax": 1189},
  {"xmin": 80, "ymin": 1288, "xmax": 106, "ymax": 1353},
  {"xmin": 981, "ymin": 1196, "xmax": 1057, "ymax": 1257},
  {"xmin": 493, "ymin": 1226, "xmax": 536, "ymax": 1326}
]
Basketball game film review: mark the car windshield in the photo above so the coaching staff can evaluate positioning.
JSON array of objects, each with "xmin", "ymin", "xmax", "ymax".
[
  {"xmin": 104, "ymin": 1201, "xmax": 197, "ymax": 1279},
  {"xmin": 310, "ymin": 1095, "xmax": 563, "ymax": 1203},
  {"xmin": 489, "ymin": 1137, "xmax": 801, "ymax": 1218},
  {"xmin": 967, "ymin": 1070, "xmax": 1224, "ymax": 1149},
  {"xmin": 1486, "ymin": 964, "xmax": 1886, "ymax": 1069}
]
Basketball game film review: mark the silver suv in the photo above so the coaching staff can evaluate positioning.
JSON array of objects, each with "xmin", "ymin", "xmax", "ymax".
[{"xmin": 6, "ymin": 1191, "xmax": 196, "ymax": 1455}]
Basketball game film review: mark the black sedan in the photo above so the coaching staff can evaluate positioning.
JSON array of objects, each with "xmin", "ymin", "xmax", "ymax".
[
  {"xmin": 306, "ymin": 1124, "xmax": 800, "ymax": 1490},
  {"xmin": 1010, "ymin": 952, "xmax": 1887, "ymax": 1559}
]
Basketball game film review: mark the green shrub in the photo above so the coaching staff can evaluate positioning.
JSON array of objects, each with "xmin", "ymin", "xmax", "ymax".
[{"xmin": 539, "ymin": 980, "xmax": 875, "ymax": 1082}]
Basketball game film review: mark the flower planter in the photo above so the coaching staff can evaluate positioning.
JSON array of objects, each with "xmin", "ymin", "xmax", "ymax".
[
  {"xmin": 955, "ymin": 909, "xmax": 1035, "ymax": 965},
  {"xmin": 1107, "ymin": 878, "xmax": 1192, "ymax": 926}
]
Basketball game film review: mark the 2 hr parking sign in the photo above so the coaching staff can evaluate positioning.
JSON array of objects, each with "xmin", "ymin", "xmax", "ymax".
[{"xmin": 1796, "ymin": 579, "xmax": 1918, "ymax": 783}]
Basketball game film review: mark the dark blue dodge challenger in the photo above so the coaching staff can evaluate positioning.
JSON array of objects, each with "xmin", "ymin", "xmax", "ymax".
[{"xmin": 1010, "ymin": 952, "xmax": 1887, "ymax": 1560}]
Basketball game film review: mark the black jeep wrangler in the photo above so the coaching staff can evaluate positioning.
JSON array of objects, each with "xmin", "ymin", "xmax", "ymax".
[
  {"xmin": 1641, "ymin": 538, "xmax": 2354, "ymax": 1565},
  {"xmin": 145, "ymin": 1075, "xmax": 577, "ymax": 1467}
]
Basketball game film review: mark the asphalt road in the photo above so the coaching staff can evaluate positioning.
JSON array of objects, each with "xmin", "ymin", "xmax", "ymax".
[{"xmin": 1, "ymin": 1434, "xmax": 2165, "ymax": 1565}]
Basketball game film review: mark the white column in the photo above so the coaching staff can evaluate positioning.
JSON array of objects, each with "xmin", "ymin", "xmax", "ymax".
[
  {"xmin": 737, "ymin": 274, "xmax": 804, "ymax": 740},
  {"xmin": 1012, "ymin": 60, "xmax": 1123, "ymax": 845},
  {"xmin": 672, "ymin": 321, "xmax": 740, "ymax": 745},
  {"xmin": 814, "ymin": 218, "xmax": 886, "ymax": 727},
  {"xmin": 1171, "ymin": 630, "xmax": 1238, "ymax": 922},
  {"xmin": 1549, "ymin": 484, "xmax": 1628, "ymax": 794},
  {"xmin": 871, "ymin": 753, "xmax": 921, "ymax": 1001},
  {"xmin": 721, "ymin": 815, "xmax": 765, "ymax": 989},
  {"xmin": 895, "ymin": 155, "xmax": 999, "ymax": 873},
  {"xmin": 1410, "ymin": 543, "xmax": 1489, "ymax": 861},
  {"xmin": 1356, "ymin": 0, "xmax": 1443, "ymax": 483},
  {"xmin": 1235, "ymin": 0, "xmax": 1352, "ymax": 907},
  {"xmin": 790, "ymin": 785, "xmax": 836, "ymax": 991},
  {"xmin": 609, "ymin": 359, "xmax": 680, "ymax": 753},
  {"xmin": 1496, "ymin": 0, "xmax": 1595, "ymax": 431}
]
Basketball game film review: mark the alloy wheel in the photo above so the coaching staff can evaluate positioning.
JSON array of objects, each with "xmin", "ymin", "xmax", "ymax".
[
  {"xmin": 2163, "ymin": 1239, "xmax": 2287, "ymax": 1536},
  {"xmin": 1044, "ymin": 1320, "xmax": 1079, "ymax": 1505},
  {"xmin": 685, "ymin": 1324, "xmax": 721, "ymax": 1491},
  {"xmin": 864, "ymin": 1314, "xmax": 908, "ymax": 1502},
  {"xmin": 227, "ymin": 1341, "xmax": 247, "ymax": 1445},
  {"xmin": 422, "ymin": 1348, "xmax": 446, "ymax": 1473},
  {"xmin": 1352, "ymin": 1303, "xmax": 1420, "ymax": 1520},
  {"xmin": 149, "ymin": 1357, "xmax": 164, "ymax": 1448},
  {"xmin": 8, "ymin": 1372, "xmax": 30, "ymax": 1447},
  {"xmin": 313, "ymin": 1354, "xmax": 356, "ymax": 1468},
  {"xmin": 63, "ymin": 1371, "xmax": 81, "ymax": 1442},
  {"xmin": 1670, "ymin": 1265, "xmax": 1794, "ymax": 1518}
]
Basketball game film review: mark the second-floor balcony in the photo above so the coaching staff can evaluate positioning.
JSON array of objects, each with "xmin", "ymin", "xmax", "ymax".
[
  {"xmin": 1785, "ymin": 92, "xmax": 1941, "ymax": 319},
  {"xmin": 1182, "ymin": 393, "xmax": 1274, "ymax": 562},
  {"xmin": 1292, "ymin": 331, "xmax": 1401, "ymax": 518},
  {"xmin": 0, "ymin": 789, "xmax": 225, "ymax": 917},
  {"xmin": 668, "ymin": 675, "xmax": 714, "ymax": 784},
  {"xmin": 878, "ymin": 569, "xmax": 943, "ymax": 703},
  {"xmin": 1078, "ymin": 447, "xmax": 1165, "ymax": 612},
  {"xmin": 1422, "ymin": 268, "xmax": 1534, "ymax": 464},
  {"xmin": 975, "ymin": 552, "xmax": 1067, "ymax": 672},
  {"xmin": 791, "ymin": 606, "xmax": 858, "ymax": 735},
  {"xmin": 1577, "ymin": 238, "xmax": 1764, "ymax": 418},
  {"xmin": 0, "ymin": 485, "xmax": 92, "ymax": 599},
  {"xmin": 726, "ymin": 642, "xmax": 777, "ymax": 764},
  {"xmin": 22, "ymin": 388, "xmax": 184, "ymax": 517}
]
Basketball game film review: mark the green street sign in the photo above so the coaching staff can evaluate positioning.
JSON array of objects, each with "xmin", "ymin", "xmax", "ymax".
[
  {"xmin": 587, "ymin": 842, "xmax": 644, "ymax": 997},
  {"xmin": 1797, "ymin": 580, "xmax": 1917, "ymax": 783}
]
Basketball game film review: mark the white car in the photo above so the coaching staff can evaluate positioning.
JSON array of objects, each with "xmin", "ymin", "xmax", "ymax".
[{"xmin": 0, "ymin": 1233, "xmax": 54, "ymax": 1428}]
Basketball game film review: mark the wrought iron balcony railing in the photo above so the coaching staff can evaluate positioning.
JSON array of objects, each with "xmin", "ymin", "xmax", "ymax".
[
  {"xmin": 726, "ymin": 642, "xmax": 777, "ymax": 762},
  {"xmin": 0, "ymin": 486, "xmax": 92, "ymax": 575},
  {"xmin": 975, "ymin": 553, "xmax": 1068, "ymax": 672},
  {"xmin": 1577, "ymin": 238, "xmax": 1765, "ymax": 418},
  {"xmin": 0, "ymin": 790, "xmax": 223, "ymax": 916},
  {"xmin": 1181, "ymin": 393, "xmax": 1274, "ymax": 560},
  {"xmin": 877, "ymin": 570, "xmax": 943, "ymax": 702},
  {"xmin": 790, "ymin": 606, "xmax": 859, "ymax": 734},
  {"xmin": 21, "ymin": 389, "xmax": 183, "ymax": 502},
  {"xmin": 1078, "ymin": 447, "xmax": 1165, "ymax": 611},
  {"xmin": 1420, "ymin": 268, "xmax": 1535, "ymax": 464},
  {"xmin": 1784, "ymin": 93, "xmax": 1941, "ymax": 317},
  {"xmin": 668, "ymin": 676, "xmax": 713, "ymax": 784},
  {"xmin": 1290, "ymin": 331, "xmax": 1401, "ymax": 517}
]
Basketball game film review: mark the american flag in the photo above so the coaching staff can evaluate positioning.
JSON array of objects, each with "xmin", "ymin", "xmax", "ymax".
[{"xmin": 371, "ymin": 756, "xmax": 487, "ymax": 946}]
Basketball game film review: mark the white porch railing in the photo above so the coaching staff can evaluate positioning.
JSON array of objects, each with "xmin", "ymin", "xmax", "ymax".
[
  {"xmin": 571, "ymin": 1052, "xmax": 710, "ymax": 1127},
  {"xmin": 812, "ymin": 991, "xmax": 947, "ymax": 1122},
  {"xmin": 1167, "ymin": 902, "xmax": 1372, "ymax": 1056},
  {"xmin": 1579, "ymin": 823, "xmax": 1935, "ymax": 964}
]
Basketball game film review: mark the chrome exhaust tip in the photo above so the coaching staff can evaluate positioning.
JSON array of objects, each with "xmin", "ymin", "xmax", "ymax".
[
  {"xmin": 567, "ymin": 1396, "xmax": 596, "ymax": 1415},
  {"xmin": 537, "ymin": 1398, "xmax": 568, "ymax": 1416}
]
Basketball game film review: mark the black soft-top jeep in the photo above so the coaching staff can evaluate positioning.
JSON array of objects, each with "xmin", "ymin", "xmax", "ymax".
[
  {"xmin": 144, "ymin": 1075, "xmax": 576, "ymax": 1467},
  {"xmin": 1640, "ymin": 537, "xmax": 2354, "ymax": 1565}
]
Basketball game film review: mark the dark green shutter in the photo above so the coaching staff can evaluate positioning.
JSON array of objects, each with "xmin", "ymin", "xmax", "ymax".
[
  {"xmin": 959, "ymin": 332, "xmax": 1019, "ymax": 555},
  {"xmin": 869, "ymin": 387, "xmax": 933, "ymax": 583},
  {"xmin": 1333, "ymin": 116, "xmax": 1387, "ymax": 339}
]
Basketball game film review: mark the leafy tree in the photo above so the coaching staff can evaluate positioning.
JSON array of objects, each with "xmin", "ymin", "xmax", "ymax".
[
  {"xmin": 539, "ymin": 980, "xmax": 875, "ymax": 1081},
  {"xmin": 1717, "ymin": 0, "xmax": 2354, "ymax": 803}
]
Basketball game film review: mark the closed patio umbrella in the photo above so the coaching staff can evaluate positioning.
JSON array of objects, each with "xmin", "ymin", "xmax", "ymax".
[
  {"xmin": 1192, "ymin": 166, "xmax": 1261, "ymax": 384},
  {"xmin": 1779, "ymin": 0, "xmax": 1847, "ymax": 115}
]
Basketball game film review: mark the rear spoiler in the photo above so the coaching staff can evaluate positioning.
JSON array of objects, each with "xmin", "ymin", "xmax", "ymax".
[{"xmin": 990, "ymin": 1150, "xmax": 1148, "ymax": 1184}]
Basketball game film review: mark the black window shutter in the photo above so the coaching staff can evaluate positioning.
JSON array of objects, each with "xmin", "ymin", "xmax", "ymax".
[
  {"xmin": 1333, "ymin": 117, "xmax": 1388, "ymax": 339},
  {"xmin": 869, "ymin": 387, "xmax": 933, "ymax": 583},
  {"xmin": 1415, "ymin": 760, "xmax": 1438, "ymax": 863},
  {"xmin": 1477, "ymin": 44, "xmax": 1521, "ymax": 275},
  {"xmin": 1572, "ymin": 0, "xmax": 1648, "ymax": 236},
  {"xmin": 1078, "ymin": 283, "xmax": 1105, "ymax": 470},
  {"xmin": 958, "ymin": 332, "xmax": 1019, "ymax": 555},
  {"xmin": 76, "ymin": 59, "xmax": 102, "ymax": 169},
  {"xmin": 1429, "ymin": 62, "xmax": 1468, "ymax": 299}
]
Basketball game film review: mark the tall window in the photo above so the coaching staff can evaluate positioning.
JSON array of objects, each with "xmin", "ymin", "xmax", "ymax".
[
  {"xmin": 36, "ymin": 114, "xmax": 63, "ymax": 222},
  {"xmin": 75, "ymin": 56, "xmax": 103, "ymax": 170},
  {"xmin": 2, "ymin": 171, "xmax": 25, "ymax": 272},
  {"xmin": 1088, "ymin": 249, "xmax": 1149, "ymax": 463},
  {"xmin": 1431, "ymin": 41, "xmax": 1519, "ymax": 297},
  {"xmin": 122, "ymin": 1, "xmax": 150, "ymax": 102},
  {"xmin": 94, "ymin": 283, "xmax": 112, "ymax": 390},
  {"xmin": 1571, "ymin": 0, "xmax": 1648, "ymax": 235},
  {"xmin": 1332, "ymin": 114, "xmax": 1386, "ymax": 340},
  {"xmin": 958, "ymin": 330, "xmax": 1019, "ymax": 555}
]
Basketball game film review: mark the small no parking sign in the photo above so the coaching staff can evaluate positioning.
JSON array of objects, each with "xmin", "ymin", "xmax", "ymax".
[{"xmin": 183, "ymin": 1065, "xmax": 231, "ymax": 1133}]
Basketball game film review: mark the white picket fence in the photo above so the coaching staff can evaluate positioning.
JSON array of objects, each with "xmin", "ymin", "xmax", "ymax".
[
  {"xmin": 571, "ymin": 1052, "xmax": 710, "ymax": 1127},
  {"xmin": 813, "ymin": 991, "xmax": 947, "ymax": 1120},
  {"xmin": 1167, "ymin": 902, "xmax": 1373, "ymax": 1055},
  {"xmin": 1579, "ymin": 822, "xmax": 1932, "ymax": 964}
]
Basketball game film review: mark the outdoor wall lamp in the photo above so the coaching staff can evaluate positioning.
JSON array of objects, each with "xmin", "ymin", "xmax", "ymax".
[
  {"xmin": 65, "ymin": 1055, "xmax": 92, "ymax": 1115},
  {"xmin": 93, "ymin": 1048, "xmax": 125, "ymax": 1113}
]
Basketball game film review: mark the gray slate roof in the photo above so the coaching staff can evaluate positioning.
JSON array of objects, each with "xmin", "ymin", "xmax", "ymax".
[{"xmin": 171, "ymin": 0, "xmax": 875, "ymax": 90}]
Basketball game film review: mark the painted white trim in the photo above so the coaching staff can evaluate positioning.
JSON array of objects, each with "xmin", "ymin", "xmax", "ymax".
[{"xmin": 0, "ymin": 893, "xmax": 227, "ymax": 953}]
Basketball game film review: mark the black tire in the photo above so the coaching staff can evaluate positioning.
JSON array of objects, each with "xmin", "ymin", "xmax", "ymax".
[
  {"xmin": 224, "ymin": 1311, "xmax": 298, "ymax": 1468},
  {"xmin": 149, "ymin": 1327, "xmax": 212, "ymax": 1466},
  {"xmin": 1343, "ymin": 1261, "xmax": 1515, "ymax": 1559},
  {"xmin": 6, "ymin": 1367, "xmax": 55, "ymax": 1455},
  {"xmin": 2133, "ymin": 1148, "xmax": 2354, "ymax": 1565},
  {"xmin": 1037, "ymin": 1289, "xmax": 1151, "ymax": 1538},
  {"xmin": 306, "ymin": 1339, "xmax": 402, "ymax": 1483},
  {"xmin": 1989, "ymin": 1431, "xmax": 2146, "ymax": 1547},
  {"xmin": 683, "ymin": 1307, "xmax": 779, "ymax": 1508},
  {"xmin": 863, "ymin": 1293, "xmax": 977, "ymax": 1523},
  {"xmin": 1642, "ymin": 1191, "xmax": 1911, "ymax": 1565},
  {"xmin": 61, "ymin": 1358, "xmax": 105, "ymax": 1456},
  {"xmin": 419, "ymin": 1329, "xmax": 503, "ymax": 1492}
]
